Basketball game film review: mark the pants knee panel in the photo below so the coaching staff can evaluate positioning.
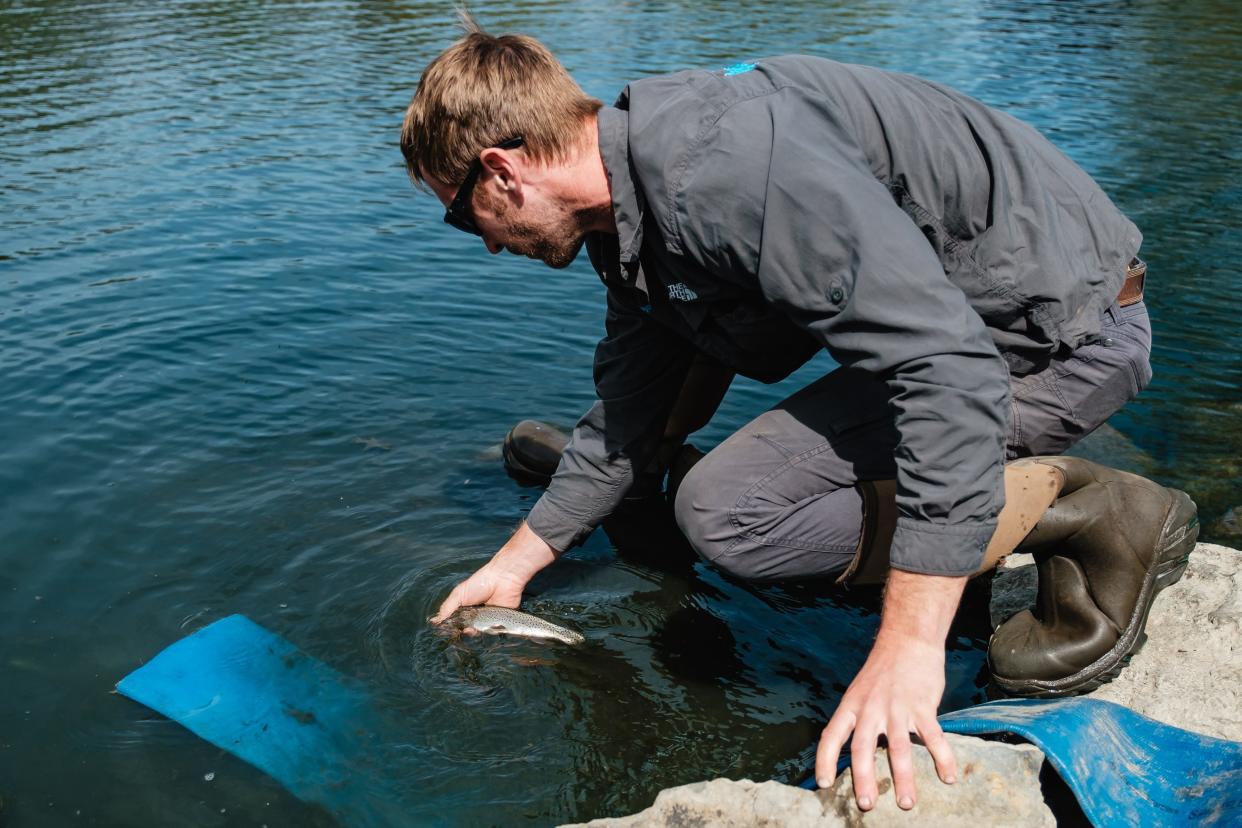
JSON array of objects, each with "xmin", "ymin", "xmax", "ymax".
[{"xmin": 672, "ymin": 458, "xmax": 732, "ymax": 560}]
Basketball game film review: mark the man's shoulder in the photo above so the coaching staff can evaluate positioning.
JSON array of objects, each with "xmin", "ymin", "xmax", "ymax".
[
  {"xmin": 619, "ymin": 55, "xmax": 862, "ymax": 257},
  {"xmin": 617, "ymin": 57, "xmax": 811, "ymax": 252},
  {"xmin": 619, "ymin": 54, "xmax": 849, "ymax": 129},
  {"xmin": 618, "ymin": 62, "xmax": 775, "ymax": 165}
]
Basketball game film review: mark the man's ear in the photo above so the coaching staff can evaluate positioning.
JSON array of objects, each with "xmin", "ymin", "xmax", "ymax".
[{"xmin": 479, "ymin": 147, "xmax": 523, "ymax": 201}]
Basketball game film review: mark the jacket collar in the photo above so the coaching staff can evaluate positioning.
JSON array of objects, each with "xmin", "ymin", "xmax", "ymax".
[{"xmin": 596, "ymin": 106, "xmax": 646, "ymax": 269}]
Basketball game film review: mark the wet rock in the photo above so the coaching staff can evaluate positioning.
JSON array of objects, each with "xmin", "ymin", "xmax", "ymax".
[
  {"xmin": 990, "ymin": 542, "xmax": 1242, "ymax": 742},
  {"xmin": 559, "ymin": 734, "xmax": 1053, "ymax": 827},
  {"xmin": 1211, "ymin": 505, "xmax": 1242, "ymax": 538}
]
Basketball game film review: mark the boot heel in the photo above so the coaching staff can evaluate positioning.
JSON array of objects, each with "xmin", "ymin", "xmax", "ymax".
[
  {"xmin": 1154, "ymin": 491, "xmax": 1198, "ymax": 591},
  {"xmin": 1156, "ymin": 556, "xmax": 1190, "ymax": 591}
]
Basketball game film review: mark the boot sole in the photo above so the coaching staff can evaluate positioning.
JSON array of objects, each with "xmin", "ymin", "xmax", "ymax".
[{"xmin": 992, "ymin": 489, "xmax": 1199, "ymax": 698}]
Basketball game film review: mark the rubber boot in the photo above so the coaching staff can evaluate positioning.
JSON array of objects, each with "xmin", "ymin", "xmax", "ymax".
[
  {"xmin": 500, "ymin": 420, "xmax": 691, "ymax": 497},
  {"xmin": 988, "ymin": 456, "xmax": 1199, "ymax": 697},
  {"xmin": 501, "ymin": 420, "xmax": 569, "ymax": 486}
]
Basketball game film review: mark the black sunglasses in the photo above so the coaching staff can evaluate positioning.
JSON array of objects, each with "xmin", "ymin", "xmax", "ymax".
[{"xmin": 444, "ymin": 136, "xmax": 525, "ymax": 236}]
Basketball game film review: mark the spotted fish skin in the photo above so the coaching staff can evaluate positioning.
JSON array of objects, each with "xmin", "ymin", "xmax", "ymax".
[{"xmin": 449, "ymin": 606, "xmax": 585, "ymax": 646}]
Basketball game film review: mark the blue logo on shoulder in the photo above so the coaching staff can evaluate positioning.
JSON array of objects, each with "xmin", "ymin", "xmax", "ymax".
[{"xmin": 723, "ymin": 62, "xmax": 756, "ymax": 77}]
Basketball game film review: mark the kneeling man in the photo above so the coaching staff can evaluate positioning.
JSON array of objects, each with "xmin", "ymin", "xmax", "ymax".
[{"xmin": 400, "ymin": 17, "xmax": 1197, "ymax": 812}]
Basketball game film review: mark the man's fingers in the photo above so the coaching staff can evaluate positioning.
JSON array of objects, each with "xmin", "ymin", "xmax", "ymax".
[
  {"xmin": 431, "ymin": 584, "xmax": 464, "ymax": 624},
  {"xmin": 815, "ymin": 708, "xmax": 856, "ymax": 788},
  {"xmin": 849, "ymin": 722, "xmax": 881, "ymax": 810},
  {"xmin": 917, "ymin": 716, "xmax": 958, "ymax": 785},
  {"xmin": 885, "ymin": 726, "xmax": 917, "ymax": 810}
]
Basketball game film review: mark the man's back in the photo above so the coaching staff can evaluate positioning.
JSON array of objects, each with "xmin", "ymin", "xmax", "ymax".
[{"xmin": 615, "ymin": 55, "xmax": 1141, "ymax": 371}]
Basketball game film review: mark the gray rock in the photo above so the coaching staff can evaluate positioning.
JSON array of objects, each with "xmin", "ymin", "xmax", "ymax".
[
  {"xmin": 990, "ymin": 542, "xmax": 1242, "ymax": 742},
  {"xmin": 560, "ymin": 734, "xmax": 1053, "ymax": 827},
  {"xmin": 560, "ymin": 778, "xmax": 835, "ymax": 828},
  {"xmin": 825, "ymin": 734, "xmax": 1053, "ymax": 827},
  {"xmin": 989, "ymin": 551, "xmax": 1040, "ymax": 630}
]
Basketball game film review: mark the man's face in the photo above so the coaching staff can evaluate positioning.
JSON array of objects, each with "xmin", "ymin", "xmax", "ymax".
[{"xmin": 425, "ymin": 164, "xmax": 586, "ymax": 270}]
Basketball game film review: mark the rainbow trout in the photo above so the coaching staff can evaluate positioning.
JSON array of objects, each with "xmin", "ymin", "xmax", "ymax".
[{"xmin": 445, "ymin": 606, "xmax": 585, "ymax": 646}]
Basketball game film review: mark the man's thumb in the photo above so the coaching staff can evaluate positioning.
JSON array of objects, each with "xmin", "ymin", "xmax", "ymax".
[{"xmin": 430, "ymin": 586, "xmax": 463, "ymax": 624}]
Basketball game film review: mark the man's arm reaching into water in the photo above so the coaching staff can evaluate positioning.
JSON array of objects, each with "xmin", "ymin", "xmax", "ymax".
[
  {"xmin": 432, "ymin": 351, "xmax": 734, "ymax": 623},
  {"xmin": 431, "ymin": 521, "xmax": 556, "ymax": 622}
]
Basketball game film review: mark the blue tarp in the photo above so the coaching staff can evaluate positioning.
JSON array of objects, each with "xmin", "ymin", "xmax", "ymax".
[
  {"xmin": 939, "ymin": 697, "xmax": 1242, "ymax": 827},
  {"xmin": 116, "ymin": 614, "xmax": 409, "ymax": 828}
]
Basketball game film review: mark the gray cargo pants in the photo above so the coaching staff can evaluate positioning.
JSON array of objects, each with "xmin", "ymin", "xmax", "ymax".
[{"xmin": 672, "ymin": 301, "xmax": 1153, "ymax": 581}]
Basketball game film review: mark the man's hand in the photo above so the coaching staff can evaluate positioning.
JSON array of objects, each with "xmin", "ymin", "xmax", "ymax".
[
  {"xmin": 816, "ymin": 569, "xmax": 965, "ymax": 811},
  {"xmin": 430, "ymin": 522, "xmax": 558, "ymax": 623}
]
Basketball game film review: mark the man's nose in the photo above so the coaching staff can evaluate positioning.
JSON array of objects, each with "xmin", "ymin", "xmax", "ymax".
[{"xmin": 484, "ymin": 236, "xmax": 503, "ymax": 255}]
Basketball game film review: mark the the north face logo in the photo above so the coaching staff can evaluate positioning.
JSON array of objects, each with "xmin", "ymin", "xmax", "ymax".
[{"xmin": 667, "ymin": 283, "xmax": 699, "ymax": 302}]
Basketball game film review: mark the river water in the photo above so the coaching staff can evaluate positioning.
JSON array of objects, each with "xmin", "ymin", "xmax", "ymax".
[{"xmin": 2, "ymin": 1, "xmax": 1239, "ymax": 825}]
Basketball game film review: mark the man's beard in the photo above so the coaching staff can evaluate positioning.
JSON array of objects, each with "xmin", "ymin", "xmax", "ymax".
[
  {"xmin": 482, "ymin": 191, "xmax": 588, "ymax": 269},
  {"xmin": 503, "ymin": 219, "xmax": 585, "ymax": 269}
]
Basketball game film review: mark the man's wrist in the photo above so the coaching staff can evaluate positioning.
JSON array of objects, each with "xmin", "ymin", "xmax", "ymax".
[
  {"xmin": 492, "ymin": 521, "xmax": 558, "ymax": 581},
  {"xmin": 875, "ymin": 569, "xmax": 966, "ymax": 648}
]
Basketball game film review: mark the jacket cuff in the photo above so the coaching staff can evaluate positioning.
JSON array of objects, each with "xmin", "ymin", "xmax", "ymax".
[
  {"xmin": 888, "ymin": 517, "xmax": 995, "ymax": 577},
  {"xmin": 526, "ymin": 496, "xmax": 595, "ymax": 554}
]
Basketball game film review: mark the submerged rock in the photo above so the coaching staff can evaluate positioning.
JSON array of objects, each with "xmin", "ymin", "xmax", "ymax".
[
  {"xmin": 1064, "ymin": 423, "xmax": 1157, "ymax": 477},
  {"xmin": 1212, "ymin": 505, "xmax": 1242, "ymax": 539},
  {"xmin": 560, "ymin": 734, "xmax": 1053, "ymax": 827}
]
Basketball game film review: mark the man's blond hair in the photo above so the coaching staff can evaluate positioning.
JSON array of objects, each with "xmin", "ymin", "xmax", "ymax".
[{"xmin": 400, "ymin": 11, "xmax": 602, "ymax": 189}]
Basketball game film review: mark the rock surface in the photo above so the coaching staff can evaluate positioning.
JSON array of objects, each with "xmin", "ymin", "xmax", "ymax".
[
  {"xmin": 991, "ymin": 542, "xmax": 1242, "ymax": 742},
  {"xmin": 561, "ymin": 734, "xmax": 1054, "ymax": 827},
  {"xmin": 824, "ymin": 734, "xmax": 1054, "ymax": 827}
]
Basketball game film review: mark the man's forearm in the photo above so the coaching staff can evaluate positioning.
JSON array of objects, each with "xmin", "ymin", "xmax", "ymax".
[{"xmin": 875, "ymin": 569, "xmax": 966, "ymax": 650}]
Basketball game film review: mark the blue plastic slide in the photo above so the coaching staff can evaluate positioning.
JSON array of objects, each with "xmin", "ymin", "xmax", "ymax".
[{"xmin": 116, "ymin": 614, "xmax": 409, "ymax": 828}]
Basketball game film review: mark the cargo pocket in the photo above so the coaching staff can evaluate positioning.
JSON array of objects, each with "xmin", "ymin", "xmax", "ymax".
[{"xmin": 1053, "ymin": 332, "xmax": 1148, "ymax": 442}]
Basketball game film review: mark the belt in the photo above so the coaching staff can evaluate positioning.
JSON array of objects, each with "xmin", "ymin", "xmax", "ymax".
[{"xmin": 1117, "ymin": 257, "xmax": 1146, "ymax": 307}]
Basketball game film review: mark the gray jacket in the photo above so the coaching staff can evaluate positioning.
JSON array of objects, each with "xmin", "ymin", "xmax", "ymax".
[{"xmin": 526, "ymin": 55, "xmax": 1141, "ymax": 576}]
